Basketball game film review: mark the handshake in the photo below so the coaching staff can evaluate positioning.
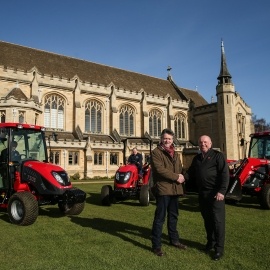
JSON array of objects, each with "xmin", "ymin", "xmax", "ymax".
[{"xmin": 177, "ymin": 174, "xmax": 185, "ymax": 184}]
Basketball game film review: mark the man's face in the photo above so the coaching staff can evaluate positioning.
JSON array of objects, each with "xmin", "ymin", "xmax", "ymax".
[
  {"xmin": 161, "ymin": 133, "xmax": 173, "ymax": 148},
  {"xmin": 199, "ymin": 136, "xmax": 212, "ymax": 154},
  {"xmin": 132, "ymin": 148, "xmax": 138, "ymax": 155}
]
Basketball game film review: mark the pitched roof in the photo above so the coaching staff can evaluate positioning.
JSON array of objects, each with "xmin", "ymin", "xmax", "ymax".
[
  {"xmin": 6, "ymin": 87, "xmax": 28, "ymax": 100},
  {"xmin": 181, "ymin": 88, "xmax": 208, "ymax": 107},
  {"xmin": 0, "ymin": 40, "xmax": 208, "ymax": 106}
]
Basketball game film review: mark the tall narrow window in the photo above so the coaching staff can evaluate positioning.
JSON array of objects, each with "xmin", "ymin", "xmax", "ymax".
[
  {"xmin": 0, "ymin": 111, "xmax": 6, "ymax": 123},
  {"xmin": 110, "ymin": 152, "xmax": 118, "ymax": 165},
  {"xmin": 174, "ymin": 113, "xmax": 186, "ymax": 139},
  {"xmin": 44, "ymin": 94, "xmax": 65, "ymax": 129},
  {"xmin": 119, "ymin": 105, "xmax": 134, "ymax": 136},
  {"xmin": 18, "ymin": 111, "xmax": 25, "ymax": 124},
  {"xmin": 85, "ymin": 100, "xmax": 102, "ymax": 133},
  {"xmin": 94, "ymin": 152, "xmax": 103, "ymax": 165},
  {"xmin": 35, "ymin": 114, "xmax": 38, "ymax": 125},
  {"xmin": 68, "ymin": 151, "xmax": 79, "ymax": 165},
  {"xmin": 149, "ymin": 109, "xmax": 162, "ymax": 137},
  {"xmin": 51, "ymin": 151, "xmax": 60, "ymax": 165}
]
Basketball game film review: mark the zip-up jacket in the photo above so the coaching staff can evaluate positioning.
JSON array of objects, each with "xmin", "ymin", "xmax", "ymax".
[{"xmin": 186, "ymin": 148, "xmax": 229, "ymax": 195}]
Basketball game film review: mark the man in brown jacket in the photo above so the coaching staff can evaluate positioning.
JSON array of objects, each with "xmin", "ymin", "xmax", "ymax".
[{"xmin": 151, "ymin": 128, "xmax": 187, "ymax": 256}]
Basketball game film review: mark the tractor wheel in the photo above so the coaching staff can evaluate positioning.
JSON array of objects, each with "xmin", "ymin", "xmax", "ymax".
[
  {"xmin": 101, "ymin": 185, "xmax": 113, "ymax": 206},
  {"xmin": 147, "ymin": 172, "xmax": 156, "ymax": 201},
  {"xmin": 58, "ymin": 202, "xmax": 85, "ymax": 215},
  {"xmin": 139, "ymin": 185, "xmax": 150, "ymax": 206},
  {"xmin": 8, "ymin": 192, "xmax": 38, "ymax": 226},
  {"xmin": 259, "ymin": 184, "xmax": 270, "ymax": 209}
]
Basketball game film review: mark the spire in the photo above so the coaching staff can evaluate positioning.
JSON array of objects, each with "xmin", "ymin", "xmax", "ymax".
[{"xmin": 217, "ymin": 40, "xmax": 232, "ymax": 84}]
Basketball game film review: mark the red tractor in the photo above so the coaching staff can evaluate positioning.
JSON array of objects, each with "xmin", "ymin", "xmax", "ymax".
[
  {"xmin": 100, "ymin": 138, "xmax": 155, "ymax": 206},
  {"xmin": 0, "ymin": 123, "xmax": 86, "ymax": 225},
  {"xmin": 226, "ymin": 131, "xmax": 270, "ymax": 208}
]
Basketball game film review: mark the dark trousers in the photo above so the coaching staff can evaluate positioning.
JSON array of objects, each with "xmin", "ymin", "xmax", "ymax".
[
  {"xmin": 199, "ymin": 191, "xmax": 226, "ymax": 253},
  {"xmin": 151, "ymin": 195, "xmax": 180, "ymax": 249}
]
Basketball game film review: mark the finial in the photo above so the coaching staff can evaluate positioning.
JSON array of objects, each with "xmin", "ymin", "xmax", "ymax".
[{"xmin": 167, "ymin": 66, "xmax": 172, "ymax": 76}]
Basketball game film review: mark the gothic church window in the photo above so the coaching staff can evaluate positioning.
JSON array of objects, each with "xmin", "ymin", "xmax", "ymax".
[
  {"xmin": 44, "ymin": 94, "xmax": 65, "ymax": 129},
  {"xmin": 149, "ymin": 109, "xmax": 162, "ymax": 137},
  {"xmin": 94, "ymin": 152, "xmax": 103, "ymax": 165},
  {"xmin": 119, "ymin": 105, "xmax": 134, "ymax": 136},
  {"xmin": 85, "ymin": 100, "xmax": 102, "ymax": 133},
  {"xmin": 69, "ymin": 151, "xmax": 79, "ymax": 165},
  {"xmin": 174, "ymin": 113, "xmax": 186, "ymax": 139}
]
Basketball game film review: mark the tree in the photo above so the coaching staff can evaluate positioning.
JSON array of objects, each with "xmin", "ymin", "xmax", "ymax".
[{"xmin": 252, "ymin": 115, "xmax": 270, "ymax": 132}]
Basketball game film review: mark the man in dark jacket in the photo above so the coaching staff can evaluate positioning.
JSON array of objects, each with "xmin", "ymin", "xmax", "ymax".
[
  {"xmin": 185, "ymin": 135, "xmax": 229, "ymax": 261},
  {"xmin": 151, "ymin": 128, "xmax": 187, "ymax": 256},
  {"xmin": 127, "ymin": 147, "xmax": 143, "ymax": 177}
]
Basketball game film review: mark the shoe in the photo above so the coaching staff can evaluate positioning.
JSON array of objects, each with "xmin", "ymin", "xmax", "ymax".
[
  {"xmin": 152, "ymin": 248, "xmax": 164, "ymax": 256},
  {"xmin": 213, "ymin": 252, "xmax": 223, "ymax": 261},
  {"xmin": 171, "ymin": 242, "xmax": 187, "ymax": 250},
  {"xmin": 202, "ymin": 245, "xmax": 214, "ymax": 253}
]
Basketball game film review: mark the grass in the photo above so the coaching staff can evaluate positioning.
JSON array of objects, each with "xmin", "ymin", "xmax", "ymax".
[{"xmin": 0, "ymin": 182, "xmax": 270, "ymax": 270}]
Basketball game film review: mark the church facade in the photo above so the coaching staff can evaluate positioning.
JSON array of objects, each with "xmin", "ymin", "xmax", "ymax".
[{"xmin": 0, "ymin": 40, "xmax": 253, "ymax": 178}]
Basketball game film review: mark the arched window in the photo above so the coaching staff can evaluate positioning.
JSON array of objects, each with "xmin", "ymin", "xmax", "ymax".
[
  {"xmin": 174, "ymin": 113, "xmax": 186, "ymax": 139},
  {"xmin": 119, "ymin": 105, "xmax": 134, "ymax": 136},
  {"xmin": 85, "ymin": 100, "xmax": 102, "ymax": 133},
  {"xmin": 44, "ymin": 94, "xmax": 65, "ymax": 129},
  {"xmin": 149, "ymin": 109, "xmax": 162, "ymax": 137}
]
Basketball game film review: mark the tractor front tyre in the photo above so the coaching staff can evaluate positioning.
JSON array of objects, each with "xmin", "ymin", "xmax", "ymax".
[
  {"xmin": 139, "ymin": 185, "xmax": 150, "ymax": 206},
  {"xmin": 101, "ymin": 185, "xmax": 113, "ymax": 206},
  {"xmin": 259, "ymin": 184, "xmax": 270, "ymax": 209},
  {"xmin": 8, "ymin": 192, "xmax": 38, "ymax": 226},
  {"xmin": 58, "ymin": 202, "xmax": 85, "ymax": 215}
]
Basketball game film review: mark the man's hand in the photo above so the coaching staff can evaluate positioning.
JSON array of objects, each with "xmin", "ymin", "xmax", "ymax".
[
  {"xmin": 177, "ymin": 174, "xmax": 185, "ymax": 184},
  {"xmin": 214, "ymin": 192, "xmax": 225, "ymax": 201}
]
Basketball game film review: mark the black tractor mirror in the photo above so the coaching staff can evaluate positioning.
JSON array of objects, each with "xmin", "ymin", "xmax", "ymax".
[{"xmin": 240, "ymin": 138, "xmax": 245, "ymax": 146}]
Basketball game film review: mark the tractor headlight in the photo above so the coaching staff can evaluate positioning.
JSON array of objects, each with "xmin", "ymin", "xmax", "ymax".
[
  {"xmin": 115, "ymin": 172, "xmax": 119, "ymax": 181},
  {"xmin": 52, "ymin": 171, "xmax": 65, "ymax": 185},
  {"xmin": 123, "ymin": 172, "xmax": 131, "ymax": 182}
]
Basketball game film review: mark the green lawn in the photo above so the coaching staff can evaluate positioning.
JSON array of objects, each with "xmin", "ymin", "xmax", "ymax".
[{"xmin": 0, "ymin": 182, "xmax": 269, "ymax": 270}]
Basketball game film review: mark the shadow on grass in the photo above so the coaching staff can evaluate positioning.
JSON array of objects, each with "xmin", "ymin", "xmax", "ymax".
[
  {"xmin": 70, "ymin": 216, "xmax": 153, "ymax": 251},
  {"xmin": 227, "ymin": 195, "xmax": 262, "ymax": 210},
  {"xmin": 70, "ymin": 216, "xmax": 202, "ymax": 252},
  {"xmin": 0, "ymin": 209, "xmax": 10, "ymax": 223},
  {"xmin": 86, "ymin": 192, "xmax": 156, "ymax": 207},
  {"xmin": 38, "ymin": 206, "xmax": 66, "ymax": 218},
  {"xmin": 180, "ymin": 194, "xmax": 200, "ymax": 212}
]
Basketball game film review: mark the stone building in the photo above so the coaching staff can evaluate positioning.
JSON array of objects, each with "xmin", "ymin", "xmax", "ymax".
[{"xmin": 0, "ymin": 40, "xmax": 253, "ymax": 178}]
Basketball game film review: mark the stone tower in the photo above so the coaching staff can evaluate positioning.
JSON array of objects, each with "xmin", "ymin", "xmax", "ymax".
[
  {"xmin": 216, "ymin": 40, "xmax": 238, "ymax": 158},
  {"xmin": 216, "ymin": 40, "xmax": 252, "ymax": 160}
]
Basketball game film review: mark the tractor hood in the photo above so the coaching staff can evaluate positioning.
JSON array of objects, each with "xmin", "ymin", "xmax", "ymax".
[{"xmin": 21, "ymin": 160, "xmax": 72, "ymax": 194}]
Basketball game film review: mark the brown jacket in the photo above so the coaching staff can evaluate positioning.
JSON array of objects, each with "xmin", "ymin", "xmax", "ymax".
[{"xmin": 151, "ymin": 145, "xmax": 184, "ymax": 196}]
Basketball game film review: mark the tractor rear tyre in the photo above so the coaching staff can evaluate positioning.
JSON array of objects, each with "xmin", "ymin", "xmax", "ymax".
[
  {"xmin": 147, "ymin": 172, "xmax": 156, "ymax": 201},
  {"xmin": 259, "ymin": 184, "xmax": 270, "ymax": 209},
  {"xmin": 58, "ymin": 201, "xmax": 85, "ymax": 215},
  {"xmin": 101, "ymin": 185, "xmax": 113, "ymax": 206},
  {"xmin": 139, "ymin": 185, "xmax": 150, "ymax": 206},
  {"xmin": 8, "ymin": 192, "xmax": 38, "ymax": 226}
]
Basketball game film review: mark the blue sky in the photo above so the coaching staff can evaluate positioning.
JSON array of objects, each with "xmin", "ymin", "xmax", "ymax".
[{"xmin": 1, "ymin": 0, "xmax": 270, "ymax": 121}]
